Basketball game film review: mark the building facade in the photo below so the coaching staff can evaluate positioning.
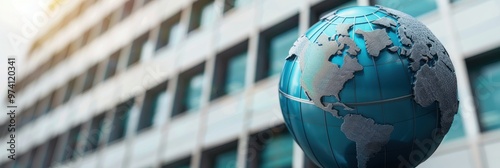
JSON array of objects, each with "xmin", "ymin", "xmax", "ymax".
[{"xmin": 1, "ymin": 0, "xmax": 499, "ymax": 167}]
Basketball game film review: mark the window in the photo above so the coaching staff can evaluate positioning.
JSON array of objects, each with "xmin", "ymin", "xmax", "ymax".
[
  {"xmin": 100, "ymin": 13, "xmax": 113, "ymax": 35},
  {"xmin": 138, "ymin": 81, "xmax": 168, "ymax": 132},
  {"xmin": 80, "ymin": 29, "xmax": 93, "ymax": 47},
  {"xmin": 188, "ymin": 0, "xmax": 216, "ymax": 32},
  {"xmin": 103, "ymin": 50, "xmax": 121, "ymax": 80},
  {"xmin": 211, "ymin": 41, "xmax": 248, "ymax": 100},
  {"xmin": 62, "ymin": 125, "xmax": 82, "ymax": 162},
  {"xmin": 371, "ymin": 0, "xmax": 437, "ymax": 17},
  {"xmin": 82, "ymin": 64, "xmax": 98, "ymax": 92},
  {"xmin": 63, "ymin": 78, "xmax": 77, "ymax": 103},
  {"xmin": 256, "ymin": 15, "xmax": 299, "ymax": 82},
  {"xmin": 172, "ymin": 63, "xmax": 205, "ymax": 117},
  {"xmin": 108, "ymin": 98, "xmax": 134, "ymax": 144},
  {"xmin": 309, "ymin": 0, "xmax": 356, "ymax": 25},
  {"xmin": 127, "ymin": 32, "xmax": 149, "ymax": 68},
  {"xmin": 42, "ymin": 137, "xmax": 59, "ymax": 168},
  {"xmin": 34, "ymin": 94, "xmax": 53, "ymax": 118},
  {"xmin": 201, "ymin": 141, "xmax": 238, "ymax": 168},
  {"xmin": 84, "ymin": 113, "xmax": 106, "ymax": 153},
  {"xmin": 247, "ymin": 125, "xmax": 293, "ymax": 168},
  {"xmin": 223, "ymin": 0, "xmax": 251, "ymax": 13},
  {"xmin": 162, "ymin": 156, "xmax": 191, "ymax": 168},
  {"xmin": 156, "ymin": 12, "xmax": 182, "ymax": 51},
  {"xmin": 467, "ymin": 48, "xmax": 500, "ymax": 132},
  {"xmin": 51, "ymin": 87, "xmax": 66, "ymax": 109},
  {"xmin": 121, "ymin": 0, "xmax": 136, "ymax": 20}
]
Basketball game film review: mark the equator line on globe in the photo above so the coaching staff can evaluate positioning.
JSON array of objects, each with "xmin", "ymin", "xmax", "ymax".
[{"xmin": 278, "ymin": 5, "xmax": 458, "ymax": 168}]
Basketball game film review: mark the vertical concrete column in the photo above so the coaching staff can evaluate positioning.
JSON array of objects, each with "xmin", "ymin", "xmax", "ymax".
[{"xmin": 436, "ymin": 0, "xmax": 484, "ymax": 168}]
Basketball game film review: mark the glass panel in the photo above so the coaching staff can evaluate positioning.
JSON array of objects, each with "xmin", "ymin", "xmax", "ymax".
[
  {"xmin": 373, "ymin": 0, "xmax": 437, "ymax": 17},
  {"xmin": 128, "ymin": 33, "xmax": 149, "ymax": 67},
  {"xmin": 224, "ymin": 52, "xmax": 247, "ymax": 94},
  {"xmin": 200, "ymin": 2, "xmax": 216, "ymax": 28},
  {"xmin": 214, "ymin": 149, "xmax": 238, "ymax": 168},
  {"xmin": 470, "ymin": 60, "xmax": 500, "ymax": 131},
  {"xmin": 42, "ymin": 137, "xmax": 59, "ymax": 168},
  {"xmin": 269, "ymin": 27, "xmax": 299, "ymax": 77},
  {"xmin": 156, "ymin": 18, "xmax": 182, "ymax": 50},
  {"xmin": 169, "ymin": 23, "xmax": 183, "ymax": 46},
  {"xmin": 108, "ymin": 99, "xmax": 133, "ymax": 144},
  {"xmin": 63, "ymin": 78, "xmax": 77, "ymax": 103},
  {"xmin": 62, "ymin": 126, "xmax": 81, "ymax": 162},
  {"xmin": 85, "ymin": 114, "xmax": 105, "ymax": 152},
  {"xmin": 82, "ymin": 65, "xmax": 98, "ymax": 92},
  {"xmin": 138, "ymin": 90, "xmax": 166, "ymax": 131},
  {"xmin": 260, "ymin": 132, "xmax": 294, "ymax": 168},
  {"xmin": 104, "ymin": 51, "xmax": 120, "ymax": 80},
  {"xmin": 185, "ymin": 73, "xmax": 204, "ymax": 112}
]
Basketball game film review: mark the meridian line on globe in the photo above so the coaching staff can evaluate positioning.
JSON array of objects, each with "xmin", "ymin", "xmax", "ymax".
[{"xmin": 278, "ymin": 89, "xmax": 413, "ymax": 106}]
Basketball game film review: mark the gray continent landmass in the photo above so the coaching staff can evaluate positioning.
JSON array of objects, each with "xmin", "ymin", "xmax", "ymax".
[
  {"xmin": 355, "ymin": 29, "xmax": 393, "ymax": 57},
  {"xmin": 341, "ymin": 114, "xmax": 394, "ymax": 168},
  {"xmin": 379, "ymin": 6, "xmax": 459, "ymax": 136},
  {"xmin": 294, "ymin": 23, "xmax": 363, "ymax": 117}
]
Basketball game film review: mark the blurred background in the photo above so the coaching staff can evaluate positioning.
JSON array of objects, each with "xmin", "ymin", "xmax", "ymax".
[{"xmin": 0, "ymin": 0, "xmax": 499, "ymax": 167}]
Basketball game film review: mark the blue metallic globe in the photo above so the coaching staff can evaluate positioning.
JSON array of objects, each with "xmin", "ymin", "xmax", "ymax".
[{"xmin": 278, "ymin": 6, "xmax": 459, "ymax": 168}]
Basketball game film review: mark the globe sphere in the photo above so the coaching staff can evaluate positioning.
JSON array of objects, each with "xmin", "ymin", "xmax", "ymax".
[{"xmin": 278, "ymin": 6, "xmax": 458, "ymax": 168}]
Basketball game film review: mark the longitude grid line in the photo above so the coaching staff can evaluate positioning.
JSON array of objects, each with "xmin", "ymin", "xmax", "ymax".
[
  {"xmin": 310, "ymin": 16, "xmax": 336, "ymax": 43},
  {"xmin": 352, "ymin": 16, "xmax": 359, "ymax": 114},
  {"xmin": 285, "ymin": 57, "xmax": 300, "ymax": 146},
  {"xmin": 299, "ymin": 77, "xmax": 326, "ymax": 168},
  {"xmin": 312, "ymin": 16, "xmax": 339, "ymax": 43},
  {"xmin": 324, "ymin": 111, "xmax": 340, "ymax": 168},
  {"xmin": 365, "ymin": 14, "xmax": 387, "ymax": 168}
]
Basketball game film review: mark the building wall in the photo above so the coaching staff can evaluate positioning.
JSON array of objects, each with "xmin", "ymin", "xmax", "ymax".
[{"xmin": 1, "ymin": 0, "xmax": 500, "ymax": 167}]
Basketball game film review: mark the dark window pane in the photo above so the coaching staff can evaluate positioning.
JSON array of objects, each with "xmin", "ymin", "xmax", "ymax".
[
  {"xmin": 85, "ymin": 114, "xmax": 105, "ymax": 153},
  {"xmin": 100, "ymin": 13, "xmax": 113, "ymax": 35},
  {"xmin": 162, "ymin": 157, "xmax": 191, "ymax": 168},
  {"xmin": 138, "ymin": 82, "xmax": 168, "ymax": 131},
  {"xmin": 309, "ymin": 0, "xmax": 354, "ymax": 26},
  {"xmin": 127, "ymin": 32, "xmax": 149, "ymax": 68},
  {"xmin": 185, "ymin": 73, "xmax": 204, "ymax": 111},
  {"xmin": 188, "ymin": 0, "xmax": 216, "ymax": 32},
  {"xmin": 467, "ymin": 51, "xmax": 500, "ymax": 132},
  {"xmin": 156, "ymin": 13, "xmax": 182, "ymax": 51},
  {"xmin": 214, "ymin": 149, "xmax": 237, "ymax": 168},
  {"xmin": 172, "ymin": 64, "xmax": 205, "ymax": 117},
  {"xmin": 268, "ymin": 27, "xmax": 298, "ymax": 77},
  {"xmin": 372, "ymin": 0, "xmax": 437, "ymax": 17},
  {"xmin": 64, "ymin": 78, "xmax": 77, "ymax": 103},
  {"xmin": 121, "ymin": 0, "xmax": 135, "ymax": 20},
  {"xmin": 42, "ymin": 137, "xmax": 59, "ymax": 168},
  {"xmin": 108, "ymin": 99, "xmax": 134, "ymax": 144},
  {"xmin": 104, "ymin": 50, "xmax": 120, "ymax": 80},
  {"xmin": 259, "ymin": 132, "xmax": 293, "ymax": 168},
  {"xmin": 62, "ymin": 125, "xmax": 82, "ymax": 162},
  {"xmin": 82, "ymin": 64, "xmax": 98, "ymax": 92},
  {"xmin": 224, "ymin": 52, "xmax": 247, "ymax": 94}
]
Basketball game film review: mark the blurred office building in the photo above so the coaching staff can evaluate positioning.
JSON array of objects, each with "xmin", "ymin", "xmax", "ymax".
[{"xmin": 0, "ymin": 0, "xmax": 499, "ymax": 167}]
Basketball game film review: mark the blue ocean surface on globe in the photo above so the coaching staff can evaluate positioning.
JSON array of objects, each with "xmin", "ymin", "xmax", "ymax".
[{"xmin": 278, "ymin": 6, "xmax": 459, "ymax": 168}]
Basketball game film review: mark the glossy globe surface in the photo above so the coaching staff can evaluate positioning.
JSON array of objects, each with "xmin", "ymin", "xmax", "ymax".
[{"xmin": 278, "ymin": 6, "xmax": 458, "ymax": 168}]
